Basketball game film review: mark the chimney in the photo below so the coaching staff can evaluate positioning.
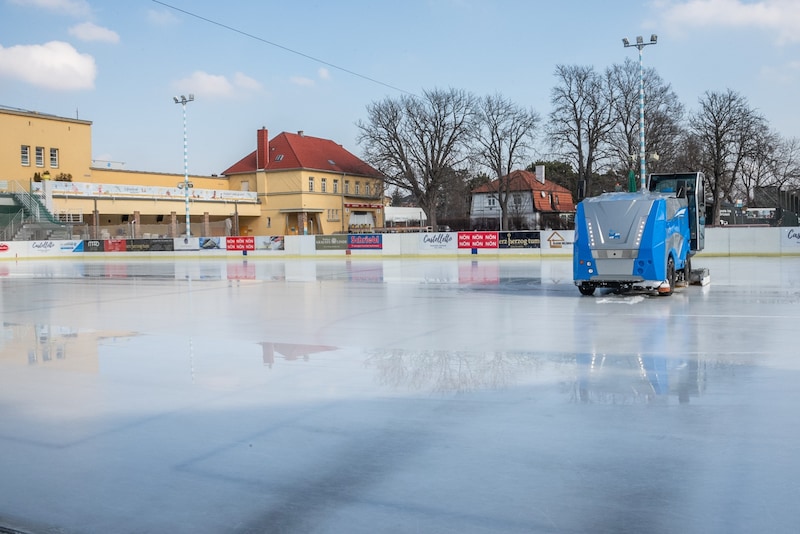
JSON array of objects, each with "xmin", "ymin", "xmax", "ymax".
[
  {"xmin": 297, "ymin": 130, "xmax": 304, "ymax": 137},
  {"xmin": 256, "ymin": 127, "xmax": 269, "ymax": 170},
  {"xmin": 535, "ymin": 165, "xmax": 546, "ymax": 184}
]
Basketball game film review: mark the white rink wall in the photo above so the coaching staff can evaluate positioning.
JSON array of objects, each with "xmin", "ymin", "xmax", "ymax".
[{"xmin": 1, "ymin": 227, "xmax": 799, "ymax": 260}]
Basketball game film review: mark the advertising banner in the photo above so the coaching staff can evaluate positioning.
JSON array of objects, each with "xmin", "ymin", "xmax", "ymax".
[
  {"xmin": 498, "ymin": 231, "xmax": 541, "ymax": 249},
  {"xmin": 126, "ymin": 239, "xmax": 174, "ymax": 252},
  {"xmin": 28, "ymin": 241, "xmax": 61, "ymax": 255},
  {"xmin": 226, "ymin": 236, "xmax": 255, "ymax": 251},
  {"xmin": 419, "ymin": 232, "xmax": 457, "ymax": 250},
  {"xmin": 106, "ymin": 239, "xmax": 127, "ymax": 252},
  {"xmin": 348, "ymin": 234, "xmax": 382, "ymax": 249},
  {"xmin": 316, "ymin": 235, "xmax": 348, "ymax": 250},
  {"xmin": 458, "ymin": 232, "xmax": 499, "ymax": 249},
  {"xmin": 255, "ymin": 236, "xmax": 285, "ymax": 251},
  {"xmin": 173, "ymin": 237, "xmax": 199, "ymax": 251},
  {"xmin": 542, "ymin": 230, "xmax": 573, "ymax": 251},
  {"xmin": 199, "ymin": 237, "xmax": 222, "ymax": 250},
  {"xmin": 783, "ymin": 228, "xmax": 800, "ymax": 251}
]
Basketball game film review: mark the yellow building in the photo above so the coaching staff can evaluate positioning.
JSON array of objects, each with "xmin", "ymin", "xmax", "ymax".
[
  {"xmin": 0, "ymin": 106, "xmax": 384, "ymax": 239},
  {"xmin": 222, "ymin": 128, "xmax": 385, "ymax": 235}
]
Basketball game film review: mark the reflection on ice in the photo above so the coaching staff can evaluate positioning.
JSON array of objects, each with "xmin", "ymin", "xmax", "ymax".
[
  {"xmin": 573, "ymin": 352, "xmax": 706, "ymax": 404},
  {"xmin": 365, "ymin": 349, "xmax": 542, "ymax": 392},
  {"xmin": 2, "ymin": 257, "xmax": 800, "ymax": 534}
]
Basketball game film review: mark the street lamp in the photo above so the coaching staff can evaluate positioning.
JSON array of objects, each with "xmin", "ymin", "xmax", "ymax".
[
  {"xmin": 622, "ymin": 34, "xmax": 657, "ymax": 192},
  {"xmin": 173, "ymin": 94, "xmax": 194, "ymax": 236}
]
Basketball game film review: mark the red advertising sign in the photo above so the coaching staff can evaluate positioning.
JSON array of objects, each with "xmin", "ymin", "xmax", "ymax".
[
  {"xmin": 105, "ymin": 239, "xmax": 127, "ymax": 252},
  {"xmin": 457, "ymin": 232, "xmax": 499, "ymax": 249},
  {"xmin": 226, "ymin": 236, "xmax": 255, "ymax": 251}
]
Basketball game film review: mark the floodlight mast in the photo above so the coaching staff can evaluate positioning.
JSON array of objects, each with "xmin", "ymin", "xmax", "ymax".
[
  {"xmin": 622, "ymin": 35, "xmax": 657, "ymax": 192},
  {"xmin": 173, "ymin": 94, "xmax": 195, "ymax": 236}
]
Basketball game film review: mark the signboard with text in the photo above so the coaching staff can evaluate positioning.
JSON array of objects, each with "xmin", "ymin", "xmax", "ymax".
[
  {"xmin": 457, "ymin": 232, "xmax": 499, "ymax": 249},
  {"xmin": 498, "ymin": 231, "xmax": 541, "ymax": 249},
  {"xmin": 316, "ymin": 235, "xmax": 349, "ymax": 250},
  {"xmin": 226, "ymin": 236, "xmax": 255, "ymax": 251},
  {"xmin": 348, "ymin": 234, "xmax": 382, "ymax": 249}
]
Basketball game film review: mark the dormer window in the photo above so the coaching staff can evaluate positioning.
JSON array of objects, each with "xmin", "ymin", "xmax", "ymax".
[{"xmin": 274, "ymin": 154, "xmax": 284, "ymax": 161}]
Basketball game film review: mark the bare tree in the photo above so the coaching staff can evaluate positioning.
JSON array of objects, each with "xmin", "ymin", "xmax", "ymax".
[
  {"xmin": 357, "ymin": 88, "xmax": 476, "ymax": 229},
  {"xmin": 736, "ymin": 128, "xmax": 779, "ymax": 204},
  {"xmin": 689, "ymin": 89, "xmax": 767, "ymax": 224},
  {"xmin": 547, "ymin": 65, "xmax": 616, "ymax": 196},
  {"xmin": 472, "ymin": 93, "xmax": 540, "ymax": 230}
]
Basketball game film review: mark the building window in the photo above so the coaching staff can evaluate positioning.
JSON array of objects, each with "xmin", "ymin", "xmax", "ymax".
[
  {"xmin": 50, "ymin": 148, "xmax": 59, "ymax": 168},
  {"xmin": 333, "ymin": 179, "xmax": 339, "ymax": 194},
  {"xmin": 321, "ymin": 177, "xmax": 327, "ymax": 193},
  {"xmin": 308, "ymin": 177, "xmax": 314, "ymax": 192},
  {"xmin": 327, "ymin": 209, "xmax": 340, "ymax": 222},
  {"xmin": 355, "ymin": 182, "xmax": 360, "ymax": 195},
  {"xmin": 488, "ymin": 196, "xmax": 496, "ymax": 207},
  {"xmin": 365, "ymin": 183, "xmax": 371, "ymax": 197},
  {"xmin": 513, "ymin": 193, "xmax": 522, "ymax": 206},
  {"xmin": 344, "ymin": 180, "xmax": 350, "ymax": 194},
  {"xmin": 21, "ymin": 145, "xmax": 30, "ymax": 166},
  {"xmin": 35, "ymin": 146, "xmax": 44, "ymax": 167}
]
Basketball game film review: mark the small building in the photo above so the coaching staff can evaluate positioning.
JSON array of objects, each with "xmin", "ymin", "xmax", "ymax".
[{"xmin": 470, "ymin": 169, "xmax": 576, "ymax": 230}]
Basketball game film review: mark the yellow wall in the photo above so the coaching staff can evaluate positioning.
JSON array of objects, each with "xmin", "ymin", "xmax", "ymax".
[{"xmin": 0, "ymin": 108, "xmax": 92, "ymax": 184}]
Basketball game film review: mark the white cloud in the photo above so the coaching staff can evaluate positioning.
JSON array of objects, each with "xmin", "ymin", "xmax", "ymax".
[
  {"xmin": 290, "ymin": 76, "xmax": 315, "ymax": 87},
  {"xmin": 68, "ymin": 22, "xmax": 120, "ymax": 43},
  {"xmin": 318, "ymin": 67, "xmax": 330, "ymax": 80},
  {"xmin": 172, "ymin": 71, "xmax": 232, "ymax": 98},
  {"xmin": 0, "ymin": 41, "xmax": 96, "ymax": 90},
  {"xmin": 657, "ymin": 0, "xmax": 800, "ymax": 44},
  {"xmin": 8, "ymin": 0, "xmax": 91, "ymax": 17},
  {"xmin": 233, "ymin": 72, "xmax": 262, "ymax": 91},
  {"xmin": 173, "ymin": 71, "xmax": 263, "ymax": 99},
  {"xmin": 147, "ymin": 8, "xmax": 179, "ymax": 26}
]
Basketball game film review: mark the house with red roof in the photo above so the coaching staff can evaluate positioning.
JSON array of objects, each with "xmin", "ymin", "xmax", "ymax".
[
  {"xmin": 470, "ymin": 168, "xmax": 576, "ymax": 230},
  {"xmin": 222, "ymin": 128, "xmax": 385, "ymax": 235}
]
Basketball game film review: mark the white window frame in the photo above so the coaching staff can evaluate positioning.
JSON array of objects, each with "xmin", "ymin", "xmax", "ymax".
[
  {"xmin": 321, "ymin": 177, "xmax": 327, "ymax": 193},
  {"xmin": 50, "ymin": 148, "xmax": 59, "ymax": 168},
  {"xmin": 35, "ymin": 146, "xmax": 44, "ymax": 167},
  {"xmin": 21, "ymin": 145, "xmax": 30, "ymax": 166},
  {"xmin": 308, "ymin": 177, "xmax": 314, "ymax": 192}
]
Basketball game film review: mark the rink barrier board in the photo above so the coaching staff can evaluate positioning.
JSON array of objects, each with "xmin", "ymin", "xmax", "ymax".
[{"xmin": 0, "ymin": 227, "xmax": 799, "ymax": 260}]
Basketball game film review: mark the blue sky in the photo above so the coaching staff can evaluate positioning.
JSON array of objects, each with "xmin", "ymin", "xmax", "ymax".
[{"xmin": 1, "ymin": 0, "xmax": 799, "ymax": 177}]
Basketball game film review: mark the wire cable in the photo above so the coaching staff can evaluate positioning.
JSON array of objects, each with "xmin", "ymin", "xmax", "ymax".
[{"xmin": 151, "ymin": 0, "xmax": 415, "ymax": 96}]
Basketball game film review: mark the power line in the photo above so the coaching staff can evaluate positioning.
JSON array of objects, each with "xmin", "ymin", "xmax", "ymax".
[{"xmin": 151, "ymin": 0, "xmax": 415, "ymax": 96}]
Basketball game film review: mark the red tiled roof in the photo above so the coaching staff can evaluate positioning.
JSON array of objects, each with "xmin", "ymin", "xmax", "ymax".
[
  {"xmin": 472, "ymin": 170, "xmax": 576, "ymax": 213},
  {"xmin": 222, "ymin": 131, "xmax": 381, "ymax": 178}
]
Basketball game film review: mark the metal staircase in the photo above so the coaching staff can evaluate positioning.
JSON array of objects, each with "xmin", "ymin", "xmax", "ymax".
[{"xmin": 2, "ymin": 181, "xmax": 70, "ymax": 240}]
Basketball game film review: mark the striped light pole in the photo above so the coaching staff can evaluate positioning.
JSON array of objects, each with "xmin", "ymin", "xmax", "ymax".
[
  {"xmin": 622, "ymin": 35, "xmax": 657, "ymax": 192},
  {"xmin": 173, "ymin": 94, "xmax": 194, "ymax": 236}
]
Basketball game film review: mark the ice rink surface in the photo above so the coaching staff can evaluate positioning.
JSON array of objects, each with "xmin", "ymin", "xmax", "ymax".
[{"xmin": 1, "ymin": 256, "xmax": 799, "ymax": 534}]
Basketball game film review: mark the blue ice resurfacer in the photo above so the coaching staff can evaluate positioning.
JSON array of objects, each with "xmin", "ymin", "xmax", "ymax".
[{"xmin": 573, "ymin": 172, "xmax": 707, "ymax": 296}]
